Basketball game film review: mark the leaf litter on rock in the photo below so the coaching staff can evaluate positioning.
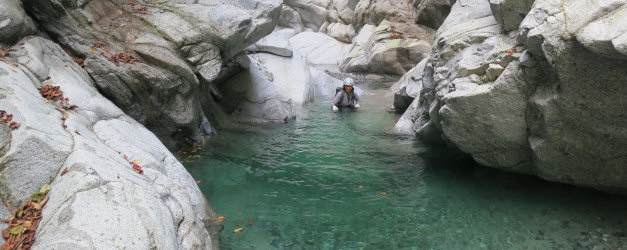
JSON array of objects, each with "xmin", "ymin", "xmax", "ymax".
[{"xmin": 1, "ymin": 184, "xmax": 52, "ymax": 250}]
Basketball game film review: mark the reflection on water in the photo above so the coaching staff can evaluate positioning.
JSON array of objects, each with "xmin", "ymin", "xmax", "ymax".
[{"xmin": 183, "ymin": 90, "xmax": 627, "ymax": 249}]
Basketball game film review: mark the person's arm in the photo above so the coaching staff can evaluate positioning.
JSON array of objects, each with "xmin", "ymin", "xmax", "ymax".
[
  {"xmin": 353, "ymin": 92, "xmax": 361, "ymax": 109},
  {"xmin": 332, "ymin": 92, "xmax": 342, "ymax": 111}
]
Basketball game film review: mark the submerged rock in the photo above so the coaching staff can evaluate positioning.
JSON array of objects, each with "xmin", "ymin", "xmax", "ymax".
[{"xmin": 0, "ymin": 36, "xmax": 219, "ymax": 249}]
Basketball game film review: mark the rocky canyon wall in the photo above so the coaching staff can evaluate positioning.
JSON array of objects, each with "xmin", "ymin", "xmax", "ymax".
[
  {"xmin": 0, "ymin": 0, "xmax": 287, "ymax": 248},
  {"xmin": 394, "ymin": 0, "xmax": 627, "ymax": 192}
]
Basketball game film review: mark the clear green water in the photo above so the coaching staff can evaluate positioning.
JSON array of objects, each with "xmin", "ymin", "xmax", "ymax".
[{"xmin": 183, "ymin": 90, "xmax": 627, "ymax": 249}]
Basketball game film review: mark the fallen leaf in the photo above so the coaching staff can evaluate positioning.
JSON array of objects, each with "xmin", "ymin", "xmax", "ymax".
[
  {"xmin": 379, "ymin": 192, "xmax": 387, "ymax": 195},
  {"xmin": 191, "ymin": 149, "xmax": 197, "ymax": 153},
  {"xmin": 131, "ymin": 159, "xmax": 142, "ymax": 164},
  {"xmin": 4, "ymin": 114, "xmax": 13, "ymax": 122},
  {"xmin": 62, "ymin": 113, "xmax": 68, "ymax": 120},
  {"xmin": 358, "ymin": 185, "xmax": 363, "ymax": 189},
  {"xmin": 39, "ymin": 184, "xmax": 51, "ymax": 194},
  {"xmin": 123, "ymin": 154, "xmax": 129, "ymax": 160},
  {"xmin": 217, "ymin": 216, "xmax": 227, "ymax": 223},
  {"xmin": 90, "ymin": 49, "xmax": 96, "ymax": 53},
  {"xmin": 61, "ymin": 167, "xmax": 69, "ymax": 176},
  {"xmin": 507, "ymin": 49, "xmax": 514, "ymax": 56},
  {"xmin": 132, "ymin": 164, "xmax": 142, "ymax": 173},
  {"xmin": 9, "ymin": 226, "xmax": 24, "ymax": 235},
  {"xmin": 196, "ymin": 180, "xmax": 201, "ymax": 184},
  {"xmin": 74, "ymin": 130, "xmax": 81, "ymax": 135},
  {"xmin": 233, "ymin": 228, "xmax": 244, "ymax": 233},
  {"xmin": 248, "ymin": 220, "xmax": 253, "ymax": 225},
  {"xmin": 9, "ymin": 122, "xmax": 20, "ymax": 130}
]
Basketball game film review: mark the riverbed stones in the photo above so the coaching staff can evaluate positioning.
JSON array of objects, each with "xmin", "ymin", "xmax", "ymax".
[
  {"xmin": 0, "ymin": 36, "xmax": 218, "ymax": 249},
  {"xmin": 401, "ymin": 0, "xmax": 627, "ymax": 192},
  {"xmin": 21, "ymin": 0, "xmax": 282, "ymax": 149}
]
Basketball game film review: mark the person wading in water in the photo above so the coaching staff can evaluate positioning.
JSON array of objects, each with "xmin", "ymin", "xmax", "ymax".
[{"xmin": 332, "ymin": 78, "xmax": 361, "ymax": 112}]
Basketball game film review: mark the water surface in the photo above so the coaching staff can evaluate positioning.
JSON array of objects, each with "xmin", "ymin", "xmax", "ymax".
[{"xmin": 183, "ymin": 90, "xmax": 627, "ymax": 249}]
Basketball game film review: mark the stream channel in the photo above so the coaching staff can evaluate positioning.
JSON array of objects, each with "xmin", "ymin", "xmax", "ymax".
[{"xmin": 182, "ymin": 87, "xmax": 627, "ymax": 249}]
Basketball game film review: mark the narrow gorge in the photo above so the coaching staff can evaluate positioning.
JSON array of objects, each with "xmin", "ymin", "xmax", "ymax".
[{"xmin": 0, "ymin": 0, "xmax": 626, "ymax": 249}]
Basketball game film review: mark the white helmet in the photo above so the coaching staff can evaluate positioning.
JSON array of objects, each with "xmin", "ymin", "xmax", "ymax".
[{"xmin": 343, "ymin": 78, "xmax": 354, "ymax": 86}]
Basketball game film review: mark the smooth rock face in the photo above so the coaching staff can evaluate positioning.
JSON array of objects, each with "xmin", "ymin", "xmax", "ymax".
[
  {"xmin": 220, "ymin": 31, "xmax": 361, "ymax": 122},
  {"xmin": 0, "ymin": 0, "xmax": 37, "ymax": 44},
  {"xmin": 247, "ymin": 28, "xmax": 298, "ymax": 57},
  {"xmin": 401, "ymin": 0, "xmax": 627, "ymax": 192},
  {"xmin": 21, "ymin": 0, "xmax": 282, "ymax": 149},
  {"xmin": 0, "ymin": 36, "xmax": 218, "ymax": 249}
]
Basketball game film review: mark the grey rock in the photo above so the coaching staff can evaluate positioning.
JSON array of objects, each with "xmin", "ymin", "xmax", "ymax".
[
  {"xmin": 485, "ymin": 63, "xmax": 504, "ymax": 82},
  {"xmin": 489, "ymin": 0, "xmax": 535, "ymax": 32},
  {"xmin": 405, "ymin": 0, "xmax": 627, "ymax": 192},
  {"xmin": 324, "ymin": 22, "xmax": 355, "ymax": 43},
  {"xmin": 247, "ymin": 28, "xmax": 299, "ymax": 57},
  {"xmin": 519, "ymin": 50, "xmax": 536, "ymax": 67},
  {"xmin": 340, "ymin": 20, "xmax": 435, "ymax": 75},
  {"xmin": 277, "ymin": 5, "xmax": 305, "ymax": 32},
  {"xmin": 290, "ymin": 32, "xmax": 348, "ymax": 65},
  {"xmin": 391, "ymin": 57, "xmax": 428, "ymax": 111},
  {"xmin": 283, "ymin": 0, "xmax": 332, "ymax": 31},
  {"xmin": 416, "ymin": 0, "xmax": 453, "ymax": 29},
  {"xmin": 0, "ymin": 0, "xmax": 37, "ymax": 44},
  {"xmin": 22, "ymin": 0, "xmax": 282, "ymax": 149},
  {"xmin": 0, "ymin": 36, "xmax": 218, "ymax": 249},
  {"xmin": 219, "ymin": 53, "xmax": 299, "ymax": 123}
]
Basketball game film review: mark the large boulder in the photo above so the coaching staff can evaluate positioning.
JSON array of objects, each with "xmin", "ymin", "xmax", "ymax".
[
  {"xmin": 0, "ymin": 36, "xmax": 219, "ymax": 249},
  {"xmin": 21, "ymin": 0, "xmax": 282, "ymax": 149},
  {"xmin": 489, "ymin": 0, "xmax": 535, "ymax": 32},
  {"xmin": 415, "ymin": 0, "xmax": 452, "ymax": 29},
  {"xmin": 402, "ymin": 0, "xmax": 627, "ymax": 192},
  {"xmin": 0, "ymin": 0, "xmax": 37, "ymax": 44},
  {"xmin": 340, "ymin": 20, "xmax": 435, "ymax": 75},
  {"xmin": 518, "ymin": 0, "xmax": 627, "ymax": 191}
]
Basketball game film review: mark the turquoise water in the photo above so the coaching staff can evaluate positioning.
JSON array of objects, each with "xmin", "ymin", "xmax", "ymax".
[{"xmin": 183, "ymin": 90, "xmax": 627, "ymax": 249}]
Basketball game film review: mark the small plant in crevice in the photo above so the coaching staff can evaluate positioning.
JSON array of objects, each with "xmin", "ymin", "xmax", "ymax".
[{"xmin": 1, "ymin": 184, "xmax": 51, "ymax": 250}]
